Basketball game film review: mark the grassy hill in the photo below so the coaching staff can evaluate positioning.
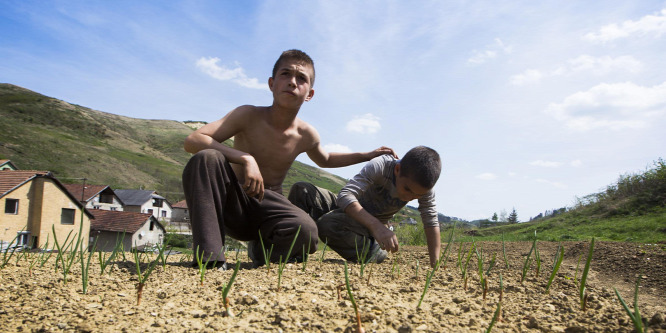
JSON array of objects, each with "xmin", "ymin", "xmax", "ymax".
[
  {"xmin": 0, "ymin": 83, "xmax": 347, "ymax": 203},
  {"xmin": 453, "ymin": 159, "xmax": 666, "ymax": 243}
]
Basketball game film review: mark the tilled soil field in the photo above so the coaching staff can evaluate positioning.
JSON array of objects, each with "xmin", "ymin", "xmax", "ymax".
[{"xmin": 1, "ymin": 241, "xmax": 665, "ymax": 332}]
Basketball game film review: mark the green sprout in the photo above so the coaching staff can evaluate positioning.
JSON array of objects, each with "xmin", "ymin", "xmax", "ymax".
[
  {"xmin": 545, "ymin": 244, "xmax": 564, "ymax": 294},
  {"xmin": 614, "ymin": 276, "xmax": 647, "ymax": 333},
  {"xmin": 222, "ymin": 260, "xmax": 242, "ymax": 317},
  {"xmin": 343, "ymin": 261, "xmax": 365, "ymax": 333},
  {"xmin": 276, "ymin": 226, "xmax": 301, "ymax": 292},
  {"xmin": 354, "ymin": 236, "xmax": 371, "ymax": 278},
  {"xmin": 579, "ymin": 237, "xmax": 595, "ymax": 310},
  {"xmin": 98, "ymin": 231, "xmax": 125, "ymax": 274},
  {"xmin": 132, "ymin": 247, "xmax": 161, "ymax": 305},
  {"xmin": 258, "ymin": 229, "xmax": 274, "ymax": 272},
  {"xmin": 485, "ymin": 301, "xmax": 502, "ymax": 333},
  {"xmin": 80, "ymin": 237, "xmax": 98, "ymax": 294}
]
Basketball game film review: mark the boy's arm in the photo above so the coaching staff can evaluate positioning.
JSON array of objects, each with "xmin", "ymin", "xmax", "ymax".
[
  {"xmin": 424, "ymin": 226, "xmax": 441, "ymax": 268},
  {"xmin": 304, "ymin": 127, "xmax": 397, "ymax": 168},
  {"xmin": 344, "ymin": 202, "xmax": 399, "ymax": 253},
  {"xmin": 183, "ymin": 106, "xmax": 265, "ymax": 200}
]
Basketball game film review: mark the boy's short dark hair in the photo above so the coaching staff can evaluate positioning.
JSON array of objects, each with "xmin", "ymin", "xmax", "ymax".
[
  {"xmin": 399, "ymin": 146, "xmax": 441, "ymax": 189},
  {"xmin": 272, "ymin": 49, "xmax": 316, "ymax": 86}
]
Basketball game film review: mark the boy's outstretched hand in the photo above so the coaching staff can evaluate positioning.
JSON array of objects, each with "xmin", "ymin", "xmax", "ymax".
[{"xmin": 370, "ymin": 146, "xmax": 398, "ymax": 159}]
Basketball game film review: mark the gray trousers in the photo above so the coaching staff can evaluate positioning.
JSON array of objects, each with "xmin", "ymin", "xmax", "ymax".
[
  {"xmin": 287, "ymin": 182, "xmax": 376, "ymax": 262},
  {"xmin": 182, "ymin": 150, "xmax": 318, "ymax": 264}
]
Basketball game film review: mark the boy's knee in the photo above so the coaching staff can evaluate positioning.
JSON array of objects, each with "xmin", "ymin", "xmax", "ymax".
[{"xmin": 193, "ymin": 149, "xmax": 226, "ymax": 164}]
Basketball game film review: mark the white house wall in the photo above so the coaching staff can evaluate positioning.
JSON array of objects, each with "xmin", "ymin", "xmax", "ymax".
[{"xmin": 130, "ymin": 219, "xmax": 165, "ymax": 249}]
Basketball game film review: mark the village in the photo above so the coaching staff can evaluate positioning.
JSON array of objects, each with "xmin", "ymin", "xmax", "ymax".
[{"xmin": 0, "ymin": 159, "xmax": 189, "ymax": 253}]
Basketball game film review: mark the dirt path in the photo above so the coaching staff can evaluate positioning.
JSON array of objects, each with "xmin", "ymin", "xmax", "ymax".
[{"xmin": 1, "ymin": 241, "xmax": 664, "ymax": 332}]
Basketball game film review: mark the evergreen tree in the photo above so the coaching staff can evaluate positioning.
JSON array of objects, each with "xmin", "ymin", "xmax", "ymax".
[
  {"xmin": 508, "ymin": 208, "xmax": 518, "ymax": 224},
  {"xmin": 491, "ymin": 212, "xmax": 498, "ymax": 222}
]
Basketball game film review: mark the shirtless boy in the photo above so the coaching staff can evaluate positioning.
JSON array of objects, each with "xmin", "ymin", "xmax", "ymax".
[{"xmin": 182, "ymin": 49, "xmax": 395, "ymax": 267}]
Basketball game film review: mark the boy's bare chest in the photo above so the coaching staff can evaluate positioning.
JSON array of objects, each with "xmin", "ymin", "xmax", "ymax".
[{"xmin": 237, "ymin": 125, "xmax": 308, "ymax": 164}]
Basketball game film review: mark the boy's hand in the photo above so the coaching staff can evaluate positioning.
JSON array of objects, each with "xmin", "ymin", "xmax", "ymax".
[
  {"xmin": 371, "ymin": 224, "xmax": 399, "ymax": 253},
  {"xmin": 370, "ymin": 146, "xmax": 398, "ymax": 159},
  {"xmin": 241, "ymin": 156, "xmax": 264, "ymax": 201}
]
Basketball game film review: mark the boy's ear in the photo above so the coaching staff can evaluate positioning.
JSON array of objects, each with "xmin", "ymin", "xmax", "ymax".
[
  {"xmin": 394, "ymin": 163, "xmax": 401, "ymax": 177},
  {"xmin": 268, "ymin": 77, "xmax": 275, "ymax": 91},
  {"xmin": 305, "ymin": 88, "xmax": 315, "ymax": 102}
]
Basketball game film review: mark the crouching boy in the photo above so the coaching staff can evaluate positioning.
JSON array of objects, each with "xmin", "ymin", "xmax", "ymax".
[{"xmin": 288, "ymin": 146, "xmax": 442, "ymax": 267}]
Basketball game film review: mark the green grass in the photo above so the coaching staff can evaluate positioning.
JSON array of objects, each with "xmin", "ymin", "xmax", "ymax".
[{"xmin": 454, "ymin": 207, "xmax": 666, "ymax": 243}]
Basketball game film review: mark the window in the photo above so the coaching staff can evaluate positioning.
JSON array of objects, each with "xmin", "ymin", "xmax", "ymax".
[
  {"xmin": 161, "ymin": 211, "xmax": 167, "ymax": 217},
  {"xmin": 150, "ymin": 221, "xmax": 155, "ymax": 231},
  {"xmin": 110, "ymin": 207, "xmax": 117, "ymax": 211},
  {"xmin": 16, "ymin": 232, "xmax": 30, "ymax": 247},
  {"xmin": 152, "ymin": 198, "xmax": 163, "ymax": 208},
  {"xmin": 99, "ymin": 194, "xmax": 113, "ymax": 204},
  {"xmin": 61, "ymin": 208, "xmax": 75, "ymax": 225},
  {"xmin": 147, "ymin": 209, "xmax": 153, "ymax": 215},
  {"xmin": 5, "ymin": 199, "xmax": 19, "ymax": 214}
]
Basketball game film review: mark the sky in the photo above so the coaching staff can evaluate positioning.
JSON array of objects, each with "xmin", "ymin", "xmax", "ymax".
[{"xmin": 2, "ymin": 1, "xmax": 665, "ymax": 221}]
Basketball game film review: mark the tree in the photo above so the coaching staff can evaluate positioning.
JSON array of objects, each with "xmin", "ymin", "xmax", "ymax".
[
  {"xmin": 508, "ymin": 208, "xmax": 518, "ymax": 224},
  {"xmin": 491, "ymin": 212, "xmax": 498, "ymax": 222}
]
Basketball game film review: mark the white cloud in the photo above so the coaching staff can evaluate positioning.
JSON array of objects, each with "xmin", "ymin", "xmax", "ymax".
[
  {"xmin": 545, "ymin": 81, "xmax": 666, "ymax": 131},
  {"xmin": 323, "ymin": 143, "xmax": 352, "ymax": 153},
  {"xmin": 476, "ymin": 173, "xmax": 497, "ymax": 180},
  {"xmin": 346, "ymin": 113, "xmax": 381, "ymax": 134},
  {"xmin": 530, "ymin": 160, "xmax": 562, "ymax": 168},
  {"xmin": 467, "ymin": 38, "xmax": 512, "ymax": 65},
  {"xmin": 196, "ymin": 57, "xmax": 267, "ymax": 90},
  {"xmin": 570, "ymin": 160, "xmax": 583, "ymax": 167},
  {"xmin": 584, "ymin": 9, "xmax": 666, "ymax": 42},
  {"xmin": 510, "ymin": 55, "xmax": 642, "ymax": 86},
  {"xmin": 510, "ymin": 69, "xmax": 543, "ymax": 86},
  {"xmin": 566, "ymin": 55, "xmax": 643, "ymax": 75},
  {"xmin": 536, "ymin": 179, "xmax": 567, "ymax": 189}
]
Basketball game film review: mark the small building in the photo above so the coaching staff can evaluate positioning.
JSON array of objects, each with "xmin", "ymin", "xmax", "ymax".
[
  {"xmin": 64, "ymin": 184, "xmax": 124, "ymax": 211},
  {"xmin": 0, "ymin": 160, "xmax": 18, "ymax": 171},
  {"xmin": 1, "ymin": 170, "xmax": 92, "ymax": 250},
  {"xmin": 171, "ymin": 200, "xmax": 189, "ymax": 222},
  {"xmin": 90, "ymin": 210, "xmax": 165, "ymax": 251},
  {"xmin": 114, "ymin": 189, "xmax": 172, "ymax": 222}
]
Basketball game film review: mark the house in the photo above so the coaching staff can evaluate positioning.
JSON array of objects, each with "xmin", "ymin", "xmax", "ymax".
[
  {"xmin": 90, "ymin": 210, "xmax": 165, "ymax": 251},
  {"xmin": 0, "ymin": 160, "xmax": 18, "ymax": 171},
  {"xmin": 1, "ymin": 170, "xmax": 92, "ymax": 250},
  {"xmin": 64, "ymin": 184, "xmax": 124, "ymax": 211},
  {"xmin": 171, "ymin": 200, "xmax": 189, "ymax": 222},
  {"xmin": 114, "ymin": 189, "xmax": 172, "ymax": 222}
]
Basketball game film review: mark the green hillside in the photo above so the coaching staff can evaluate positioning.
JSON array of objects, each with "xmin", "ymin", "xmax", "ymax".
[
  {"xmin": 0, "ymin": 83, "xmax": 347, "ymax": 202},
  {"xmin": 453, "ymin": 159, "xmax": 666, "ymax": 243}
]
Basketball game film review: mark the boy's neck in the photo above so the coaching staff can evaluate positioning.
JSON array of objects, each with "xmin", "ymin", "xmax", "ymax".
[{"xmin": 267, "ymin": 104, "xmax": 300, "ymax": 129}]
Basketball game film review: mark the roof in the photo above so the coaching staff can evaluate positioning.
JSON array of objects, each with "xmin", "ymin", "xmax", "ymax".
[
  {"xmin": 0, "ymin": 170, "xmax": 94, "ymax": 218},
  {"xmin": 114, "ymin": 189, "xmax": 156, "ymax": 206},
  {"xmin": 63, "ymin": 184, "xmax": 116, "ymax": 203},
  {"xmin": 0, "ymin": 160, "xmax": 17, "ymax": 170},
  {"xmin": 0, "ymin": 170, "xmax": 51, "ymax": 197},
  {"xmin": 90, "ymin": 210, "xmax": 164, "ymax": 233},
  {"xmin": 172, "ymin": 200, "xmax": 188, "ymax": 209}
]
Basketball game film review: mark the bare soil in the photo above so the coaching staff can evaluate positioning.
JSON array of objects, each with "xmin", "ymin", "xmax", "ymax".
[{"xmin": 1, "ymin": 241, "xmax": 665, "ymax": 332}]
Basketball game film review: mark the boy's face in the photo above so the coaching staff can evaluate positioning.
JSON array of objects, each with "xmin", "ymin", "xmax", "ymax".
[
  {"xmin": 393, "ymin": 164, "xmax": 431, "ymax": 202},
  {"xmin": 268, "ymin": 59, "xmax": 315, "ymax": 108}
]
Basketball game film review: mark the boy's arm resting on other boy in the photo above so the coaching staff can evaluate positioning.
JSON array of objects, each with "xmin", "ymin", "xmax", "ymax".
[
  {"xmin": 424, "ymin": 226, "xmax": 441, "ymax": 268},
  {"xmin": 306, "ymin": 139, "xmax": 397, "ymax": 168},
  {"xmin": 344, "ymin": 202, "xmax": 399, "ymax": 253}
]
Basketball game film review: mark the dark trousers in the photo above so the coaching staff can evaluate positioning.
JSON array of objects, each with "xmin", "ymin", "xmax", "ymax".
[
  {"xmin": 182, "ymin": 149, "xmax": 318, "ymax": 263},
  {"xmin": 287, "ymin": 182, "xmax": 376, "ymax": 262}
]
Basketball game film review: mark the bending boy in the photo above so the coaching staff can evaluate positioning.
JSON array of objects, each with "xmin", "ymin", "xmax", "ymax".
[
  {"xmin": 182, "ymin": 49, "xmax": 396, "ymax": 267},
  {"xmin": 289, "ymin": 146, "xmax": 442, "ymax": 267}
]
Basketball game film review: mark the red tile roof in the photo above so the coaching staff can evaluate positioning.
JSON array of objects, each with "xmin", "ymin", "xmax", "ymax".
[
  {"xmin": 63, "ymin": 184, "xmax": 110, "ymax": 202},
  {"xmin": 0, "ymin": 170, "xmax": 51, "ymax": 198},
  {"xmin": 90, "ymin": 210, "xmax": 155, "ymax": 233},
  {"xmin": 172, "ymin": 200, "xmax": 188, "ymax": 209}
]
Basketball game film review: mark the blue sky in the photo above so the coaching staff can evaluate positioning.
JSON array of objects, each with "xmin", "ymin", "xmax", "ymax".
[{"xmin": 2, "ymin": 1, "xmax": 665, "ymax": 221}]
